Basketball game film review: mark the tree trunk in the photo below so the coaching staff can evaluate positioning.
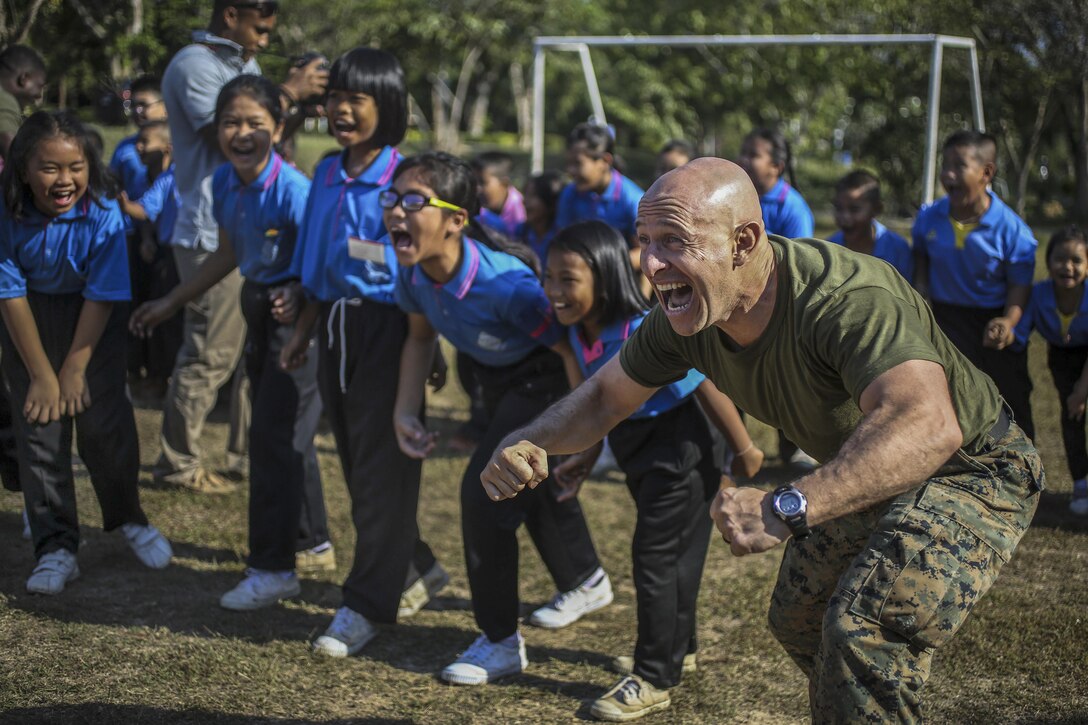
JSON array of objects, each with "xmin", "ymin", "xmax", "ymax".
[
  {"xmin": 467, "ymin": 69, "xmax": 496, "ymax": 139},
  {"xmin": 431, "ymin": 77, "xmax": 449, "ymax": 149},
  {"xmin": 442, "ymin": 45, "xmax": 482, "ymax": 152},
  {"xmin": 1002, "ymin": 89, "xmax": 1052, "ymax": 217},
  {"xmin": 1, "ymin": 0, "xmax": 48, "ymax": 44},
  {"xmin": 1069, "ymin": 78, "xmax": 1088, "ymax": 225},
  {"xmin": 510, "ymin": 61, "xmax": 531, "ymax": 150}
]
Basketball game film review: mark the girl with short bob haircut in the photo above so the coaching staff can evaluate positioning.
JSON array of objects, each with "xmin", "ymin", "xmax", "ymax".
[{"xmin": 0, "ymin": 110, "xmax": 172, "ymax": 596}]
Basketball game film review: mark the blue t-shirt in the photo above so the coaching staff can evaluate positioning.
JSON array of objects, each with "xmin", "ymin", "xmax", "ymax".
[
  {"xmin": 555, "ymin": 170, "xmax": 643, "ymax": 239},
  {"xmin": 0, "ymin": 196, "xmax": 131, "ymax": 301},
  {"xmin": 827, "ymin": 220, "xmax": 914, "ymax": 281},
  {"xmin": 760, "ymin": 179, "xmax": 814, "ymax": 238},
  {"xmin": 516, "ymin": 221, "xmax": 557, "ymax": 272},
  {"xmin": 912, "ymin": 191, "xmax": 1037, "ymax": 309},
  {"xmin": 138, "ymin": 165, "xmax": 179, "ymax": 245},
  {"xmin": 571, "ymin": 312, "xmax": 704, "ymax": 419},
  {"xmin": 1012, "ymin": 279, "xmax": 1088, "ymax": 350},
  {"xmin": 394, "ymin": 236, "xmax": 562, "ymax": 367},
  {"xmin": 108, "ymin": 133, "xmax": 149, "ymax": 234},
  {"xmin": 295, "ymin": 147, "xmax": 401, "ymax": 303},
  {"xmin": 212, "ymin": 153, "xmax": 310, "ymax": 286}
]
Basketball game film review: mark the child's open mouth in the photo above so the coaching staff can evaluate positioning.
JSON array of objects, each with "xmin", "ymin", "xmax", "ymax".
[
  {"xmin": 333, "ymin": 119, "xmax": 356, "ymax": 138},
  {"xmin": 391, "ymin": 230, "xmax": 414, "ymax": 251},
  {"xmin": 50, "ymin": 188, "xmax": 75, "ymax": 207},
  {"xmin": 656, "ymin": 281, "xmax": 693, "ymax": 313}
]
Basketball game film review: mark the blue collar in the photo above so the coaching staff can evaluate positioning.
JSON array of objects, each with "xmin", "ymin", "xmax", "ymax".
[
  {"xmin": 410, "ymin": 236, "xmax": 481, "ymax": 300},
  {"xmin": 192, "ymin": 29, "xmax": 245, "ymax": 57},
  {"xmin": 577, "ymin": 316, "xmax": 633, "ymax": 364},
  {"xmin": 323, "ymin": 146, "xmax": 399, "ymax": 187},
  {"xmin": 18, "ymin": 194, "xmax": 93, "ymax": 226},
  {"xmin": 229, "ymin": 152, "xmax": 283, "ymax": 192}
]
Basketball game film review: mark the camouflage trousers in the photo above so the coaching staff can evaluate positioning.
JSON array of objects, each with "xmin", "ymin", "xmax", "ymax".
[{"xmin": 767, "ymin": 422, "xmax": 1043, "ymax": 723}]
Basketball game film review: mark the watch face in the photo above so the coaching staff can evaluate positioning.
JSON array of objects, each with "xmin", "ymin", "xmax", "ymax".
[{"xmin": 777, "ymin": 491, "xmax": 803, "ymax": 516}]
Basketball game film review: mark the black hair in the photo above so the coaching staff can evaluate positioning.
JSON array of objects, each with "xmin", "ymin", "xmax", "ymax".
[
  {"xmin": 548, "ymin": 220, "xmax": 647, "ymax": 327},
  {"xmin": 744, "ymin": 126, "xmax": 798, "ymax": 189},
  {"xmin": 0, "ymin": 110, "xmax": 116, "ymax": 219},
  {"xmin": 834, "ymin": 169, "xmax": 882, "ymax": 206},
  {"xmin": 943, "ymin": 129, "xmax": 997, "ymax": 165},
  {"xmin": 327, "ymin": 47, "xmax": 407, "ymax": 148},
  {"xmin": 0, "ymin": 45, "xmax": 45, "ymax": 78},
  {"xmin": 567, "ymin": 122, "xmax": 614, "ymax": 159},
  {"xmin": 659, "ymin": 138, "xmax": 694, "ymax": 158},
  {"xmin": 215, "ymin": 74, "xmax": 283, "ymax": 128},
  {"xmin": 1046, "ymin": 225, "xmax": 1088, "ymax": 264},
  {"xmin": 471, "ymin": 151, "xmax": 514, "ymax": 182},
  {"xmin": 129, "ymin": 75, "xmax": 161, "ymax": 98},
  {"xmin": 393, "ymin": 151, "xmax": 542, "ymax": 276},
  {"xmin": 525, "ymin": 170, "xmax": 564, "ymax": 225}
]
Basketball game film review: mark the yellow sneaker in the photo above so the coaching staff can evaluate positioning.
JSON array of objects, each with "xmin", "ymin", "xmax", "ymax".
[
  {"xmin": 296, "ymin": 544, "xmax": 336, "ymax": 575},
  {"xmin": 590, "ymin": 675, "xmax": 671, "ymax": 722},
  {"xmin": 611, "ymin": 653, "xmax": 696, "ymax": 677}
]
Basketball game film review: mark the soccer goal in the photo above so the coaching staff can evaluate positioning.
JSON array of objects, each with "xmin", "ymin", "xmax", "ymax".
[{"xmin": 531, "ymin": 34, "xmax": 984, "ymax": 204}]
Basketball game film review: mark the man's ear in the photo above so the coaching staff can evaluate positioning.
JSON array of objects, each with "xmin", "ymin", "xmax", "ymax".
[
  {"xmin": 733, "ymin": 219, "xmax": 763, "ymax": 267},
  {"xmin": 981, "ymin": 160, "xmax": 996, "ymax": 185},
  {"xmin": 221, "ymin": 5, "xmax": 240, "ymax": 31}
]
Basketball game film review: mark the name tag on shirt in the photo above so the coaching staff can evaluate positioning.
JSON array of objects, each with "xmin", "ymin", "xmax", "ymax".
[{"xmin": 348, "ymin": 236, "xmax": 386, "ymax": 264}]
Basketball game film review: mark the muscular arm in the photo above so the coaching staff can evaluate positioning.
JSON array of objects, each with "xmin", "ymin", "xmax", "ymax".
[
  {"xmin": 479, "ymin": 355, "xmax": 656, "ymax": 500},
  {"xmin": 713, "ymin": 359, "xmax": 963, "ymax": 555}
]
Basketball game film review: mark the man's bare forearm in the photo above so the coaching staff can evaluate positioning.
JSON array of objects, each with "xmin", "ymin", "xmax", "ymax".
[
  {"xmin": 498, "ymin": 375, "xmax": 626, "ymax": 456},
  {"xmin": 795, "ymin": 386, "xmax": 962, "ymax": 527}
]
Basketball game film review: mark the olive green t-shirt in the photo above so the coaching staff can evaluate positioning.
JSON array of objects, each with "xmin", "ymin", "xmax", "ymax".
[
  {"xmin": 0, "ymin": 87, "xmax": 22, "ymax": 138},
  {"xmin": 619, "ymin": 235, "xmax": 1002, "ymax": 462}
]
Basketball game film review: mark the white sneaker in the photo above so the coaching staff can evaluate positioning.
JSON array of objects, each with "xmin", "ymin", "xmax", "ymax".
[
  {"xmin": 441, "ymin": 632, "xmax": 527, "ymax": 685},
  {"xmin": 528, "ymin": 567, "xmax": 614, "ymax": 629},
  {"xmin": 121, "ymin": 523, "xmax": 173, "ymax": 569},
  {"xmin": 27, "ymin": 549, "xmax": 79, "ymax": 595},
  {"xmin": 313, "ymin": 606, "xmax": 376, "ymax": 657},
  {"xmin": 220, "ymin": 569, "xmax": 301, "ymax": 611},
  {"xmin": 399, "ymin": 561, "xmax": 451, "ymax": 619},
  {"xmin": 1070, "ymin": 496, "xmax": 1088, "ymax": 516},
  {"xmin": 21, "ymin": 509, "xmax": 31, "ymax": 540},
  {"xmin": 788, "ymin": 448, "xmax": 819, "ymax": 469}
]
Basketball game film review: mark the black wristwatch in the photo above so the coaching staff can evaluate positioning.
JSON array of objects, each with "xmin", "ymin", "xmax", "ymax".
[{"xmin": 772, "ymin": 484, "xmax": 811, "ymax": 540}]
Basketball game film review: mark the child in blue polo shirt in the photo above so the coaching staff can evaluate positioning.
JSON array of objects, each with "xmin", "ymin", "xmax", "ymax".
[
  {"xmin": 543, "ymin": 220, "xmax": 764, "ymax": 721},
  {"xmin": 279, "ymin": 48, "xmax": 446, "ymax": 657},
  {"xmin": 738, "ymin": 127, "xmax": 815, "ymax": 240},
  {"xmin": 0, "ymin": 110, "xmax": 172, "ymax": 595},
  {"xmin": 1008, "ymin": 226, "xmax": 1088, "ymax": 514},
  {"xmin": 738, "ymin": 127, "xmax": 816, "ymax": 467},
  {"xmin": 129, "ymin": 75, "xmax": 332, "ymax": 611},
  {"xmin": 388, "ymin": 151, "xmax": 611, "ymax": 687},
  {"xmin": 516, "ymin": 170, "xmax": 564, "ymax": 269},
  {"xmin": 472, "ymin": 151, "xmax": 525, "ymax": 238},
  {"xmin": 914, "ymin": 130, "xmax": 1037, "ymax": 438},
  {"xmin": 828, "ymin": 169, "xmax": 913, "ymax": 281},
  {"xmin": 556, "ymin": 123, "xmax": 644, "ymax": 276}
]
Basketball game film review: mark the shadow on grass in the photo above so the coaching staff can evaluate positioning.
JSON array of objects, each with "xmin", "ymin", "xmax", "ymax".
[
  {"xmin": 0, "ymin": 704, "xmax": 412, "ymax": 725},
  {"xmin": 1026, "ymin": 491, "xmax": 1088, "ymax": 533}
]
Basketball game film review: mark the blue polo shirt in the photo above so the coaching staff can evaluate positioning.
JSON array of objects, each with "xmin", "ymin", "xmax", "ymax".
[
  {"xmin": 760, "ymin": 179, "xmax": 814, "ymax": 238},
  {"xmin": 394, "ymin": 236, "xmax": 562, "ymax": 367},
  {"xmin": 1012, "ymin": 279, "xmax": 1088, "ymax": 350},
  {"xmin": 912, "ymin": 191, "xmax": 1037, "ymax": 309},
  {"xmin": 572, "ymin": 312, "xmax": 704, "ymax": 419},
  {"xmin": 827, "ymin": 220, "xmax": 914, "ymax": 281},
  {"xmin": 295, "ymin": 147, "xmax": 400, "ymax": 303},
  {"xmin": 108, "ymin": 133, "xmax": 149, "ymax": 234},
  {"xmin": 0, "ymin": 196, "xmax": 131, "ymax": 301},
  {"xmin": 212, "ymin": 153, "xmax": 310, "ymax": 286},
  {"xmin": 516, "ymin": 222, "xmax": 557, "ymax": 271},
  {"xmin": 138, "ymin": 165, "xmax": 179, "ymax": 245},
  {"xmin": 555, "ymin": 170, "xmax": 643, "ymax": 239}
]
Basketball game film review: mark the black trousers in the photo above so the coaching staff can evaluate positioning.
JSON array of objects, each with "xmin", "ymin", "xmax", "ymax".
[
  {"xmin": 0, "ymin": 379, "xmax": 21, "ymax": 491},
  {"xmin": 318, "ymin": 298, "xmax": 436, "ymax": 623},
  {"xmin": 608, "ymin": 399, "xmax": 723, "ymax": 689},
  {"xmin": 931, "ymin": 300, "xmax": 1035, "ymax": 439},
  {"xmin": 146, "ymin": 242, "xmax": 183, "ymax": 381},
  {"xmin": 241, "ymin": 280, "xmax": 327, "ymax": 571},
  {"xmin": 461, "ymin": 349, "xmax": 602, "ymax": 641},
  {"xmin": 0, "ymin": 292, "xmax": 146, "ymax": 557},
  {"xmin": 1047, "ymin": 344, "xmax": 1088, "ymax": 480}
]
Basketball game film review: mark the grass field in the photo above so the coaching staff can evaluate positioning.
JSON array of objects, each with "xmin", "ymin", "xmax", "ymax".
[{"xmin": 1, "ymin": 132, "xmax": 1086, "ymax": 722}]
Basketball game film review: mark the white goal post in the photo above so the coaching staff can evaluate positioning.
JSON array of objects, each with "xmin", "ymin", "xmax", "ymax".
[{"xmin": 531, "ymin": 34, "xmax": 984, "ymax": 204}]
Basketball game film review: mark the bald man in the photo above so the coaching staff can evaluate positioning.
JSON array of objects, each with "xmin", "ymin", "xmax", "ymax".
[{"xmin": 481, "ymin": 158, "xmax": 1043, "ymax": 723}]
